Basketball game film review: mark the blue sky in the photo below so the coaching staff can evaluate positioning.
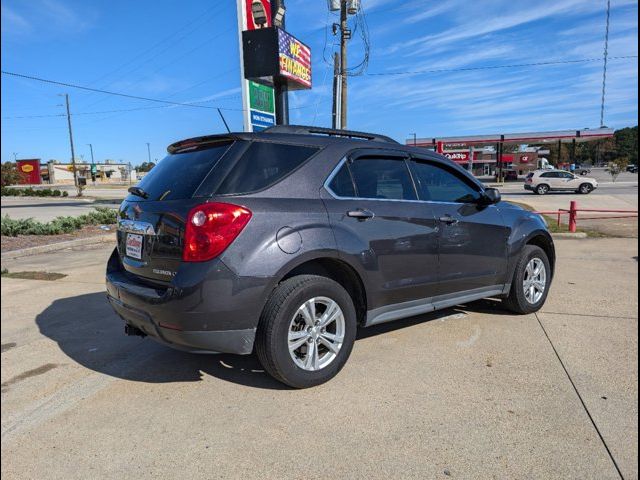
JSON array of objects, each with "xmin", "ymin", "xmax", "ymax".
[{"xmin": 1, "ymin": 0, "xmax": 637, "ymax": 165}]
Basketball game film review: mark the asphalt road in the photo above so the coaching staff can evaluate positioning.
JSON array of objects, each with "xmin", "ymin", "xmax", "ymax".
[
  {"xmin": 1, "ymin": 239, "xmax": 637, "ymax": 479},
  {"xmin": 0, "ymin": 197, "xmax": 102, "ymax": 222}
]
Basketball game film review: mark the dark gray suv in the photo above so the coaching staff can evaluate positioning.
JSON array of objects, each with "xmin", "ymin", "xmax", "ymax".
[{"xmin": 106, "ymin": 125, "xmax": 555, "ymax": 388}]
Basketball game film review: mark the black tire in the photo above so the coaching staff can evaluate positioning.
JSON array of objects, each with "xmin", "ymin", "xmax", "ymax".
[
  {"xmin": 535, "ymin": 184, "xmax": 549, "ymax": 195},
  {"xmin": 255, "ymin": 275, "xmax": 357, "ymax": 388},
  {"xmin": 503, "ymin": 245, "xmax": 551, "ymax": 314},
  {"xmin": 578, "ymin": 183, "xmax": 593, "ymax": 194}
]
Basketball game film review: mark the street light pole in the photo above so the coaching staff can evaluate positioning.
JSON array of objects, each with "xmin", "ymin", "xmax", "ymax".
[
  {"xmin": 12, "ymin": 152, "xmax": 18, "ymax": 161},
  {"xmin": 62, "ymin": 93, "xmax": 79, "ymax": 191},
  {"xmin": 87, "ymin": 143, "xmax": 95, "ymax": 163},
  {"xmin": 146, "ymin": 143, "xmax": 151, "ymax": 164}
]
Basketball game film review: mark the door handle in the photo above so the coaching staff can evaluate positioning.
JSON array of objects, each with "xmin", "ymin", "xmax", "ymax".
[
  {"xmin": 439, "ymin": 215, "xmax": 459, "ymax": 225},
  {"xmin": 347, "ymin": 209, "xmax": 375, "ymax": 220}
]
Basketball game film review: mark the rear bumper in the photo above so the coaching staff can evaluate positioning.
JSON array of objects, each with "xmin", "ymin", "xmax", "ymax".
[
  {"xmin": 524, "ymin": 184, "xmax": 534, "ymax": 191},
  {"xmin": 107, "ymin": 295, "xmax": 255, "ymax": 354},
  {"xmin": 105, "ymin": 248, "xmax": 267, "ymax": 355}
]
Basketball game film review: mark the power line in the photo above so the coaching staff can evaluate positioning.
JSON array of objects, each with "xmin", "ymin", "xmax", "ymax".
[
  {"xmin": 1, "ymin": 70, "xmax": 244, "ymax": 111},
  {"xmin": 2, "ymin": 98, "xmax": 245, "ymax": 120},
  {"xmin": 364, "ymin": 55, "xmax": 638, "ymax": 76},
  {"xmin": 77, "ymin": 3, "xmax": 231, "ymax": 110}
]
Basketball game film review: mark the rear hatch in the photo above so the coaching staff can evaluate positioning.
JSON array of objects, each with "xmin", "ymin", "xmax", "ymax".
[
  {"xmin": 117, "ymin": 137, "xmax": 321, "ymax": 284},
  {"xmin": 117, "ymin": 140, "xmax": 235, "ymax": 284}
]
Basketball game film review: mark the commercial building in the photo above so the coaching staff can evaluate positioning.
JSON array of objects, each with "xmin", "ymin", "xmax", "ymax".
[{"xmin": 407, "ymin": 127, "xmax": 614, "ymax": 177}]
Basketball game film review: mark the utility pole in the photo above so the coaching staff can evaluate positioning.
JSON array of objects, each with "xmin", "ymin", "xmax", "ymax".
[
  {"xmin": 63, "ymin": 94, "xmax": 79, "ymax": 190},
  {"xmin": 87, "ymin": 143, "xmax": 97, "ymax": 185},
  {"xmin": 412, "ymin": 133, "xmax": 417, "ymax": 146},
  {"xmin": 87, "ymin": 144, "xmax": 95, "ymax": 163},
  {"xmin": 271, "ymin": 0, "xmax": 289, "ymax": 125},
  {"xmin": 332, "ymin": 52, "xmax": 341, "ymax": 129},
  {"xmin": 339, "ymin": 0, "xmax": 348, "ymax": 129},
  {"xmin": 146, "ymin": 142, "xmax": 151, "ymax": 164},
  {"xmin": 599, "ymin": 0, "xmax": 610, "ymax": 127}
]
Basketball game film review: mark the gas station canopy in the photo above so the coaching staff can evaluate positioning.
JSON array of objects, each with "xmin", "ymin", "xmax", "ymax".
[{"xmin": 409, "ymin": 127, "xmax": 614, "ymax": 147}]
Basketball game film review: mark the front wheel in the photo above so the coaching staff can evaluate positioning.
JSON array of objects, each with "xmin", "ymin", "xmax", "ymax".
[
  {"xmin": 535, "ymin": 184, "xmax": 549, "ymax": 195},
  {"xmin": 255, "ymin": 275, "xmax": 357, "ymax": 388},
  {"xmin": 503, "ymin": 245, "xmax": 551, "ymax": 314},
  {"xmin": 578, "ymin": 183, "xmax": 593, "ymax": 194}
]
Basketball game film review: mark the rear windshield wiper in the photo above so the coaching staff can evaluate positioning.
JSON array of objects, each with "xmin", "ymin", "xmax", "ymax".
[{"xmin": 127, "ymin": 186, "xmax": 149, "ymax": 199}]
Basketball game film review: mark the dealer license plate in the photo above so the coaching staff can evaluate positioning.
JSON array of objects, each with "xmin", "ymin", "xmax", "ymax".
[{"xmin": 126, "ymin": 233, "xmax": 143, "ymax": 259}]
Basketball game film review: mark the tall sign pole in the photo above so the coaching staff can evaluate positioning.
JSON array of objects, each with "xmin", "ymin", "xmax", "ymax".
[
  {"xmin": 236, "ymin": 0, "xmax": 251, "ymax": 132},
  {"xmin": 271, "ymin": 0, "xmax": 289, "ymax": 125},
  {"xmin": 236, "ymin": 0, "xmax": 277, "ymax": 131}
]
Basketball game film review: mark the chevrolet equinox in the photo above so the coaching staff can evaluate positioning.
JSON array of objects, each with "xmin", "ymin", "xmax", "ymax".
[{"xmin": 106, "ymin": 125, "xmax": 555, "ymax": 388}]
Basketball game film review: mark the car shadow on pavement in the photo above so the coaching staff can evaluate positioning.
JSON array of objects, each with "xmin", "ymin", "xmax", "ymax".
[
  {"xmin": 36, "ymin": 293, "xmax": 511, "ymax": 390},
  {"xmin": 35, "ymin": 292, "xmax": 288, "ymax": 390}
]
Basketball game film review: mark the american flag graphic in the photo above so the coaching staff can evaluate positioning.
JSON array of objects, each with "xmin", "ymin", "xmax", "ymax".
[{"xmin": 278, "ymin": 29, "xmax": 312, "ymax": 88}]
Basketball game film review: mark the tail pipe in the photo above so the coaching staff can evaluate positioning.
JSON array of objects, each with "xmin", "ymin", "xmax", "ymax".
[{"xmin": 124, "ymin": 324, "xmax": 146, "ymax": 337}]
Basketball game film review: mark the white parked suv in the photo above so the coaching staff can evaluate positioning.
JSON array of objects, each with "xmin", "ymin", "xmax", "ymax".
[{"xmin": 524, "ymin": 170, "xmax": 598, "ymax": 195}]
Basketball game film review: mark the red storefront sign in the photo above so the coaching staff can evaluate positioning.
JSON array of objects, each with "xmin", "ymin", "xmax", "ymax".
[
  {"xmin": 16, "ymin": 159, "xmax": 41, "ymax": 184},
  {"xmin": 443, "ymin": 151, "xmax": 483, "ymax": 164}
]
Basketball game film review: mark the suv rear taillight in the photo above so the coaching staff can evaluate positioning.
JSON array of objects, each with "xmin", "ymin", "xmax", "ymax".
[{"xmin": 183, "ymin": 202, "xmax": 252, "ymax": 262}]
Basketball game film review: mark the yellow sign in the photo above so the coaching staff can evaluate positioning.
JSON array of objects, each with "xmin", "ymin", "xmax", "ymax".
[{"xmin": 21, "ymin": 164, "xmax": 34, "ymax": 173}]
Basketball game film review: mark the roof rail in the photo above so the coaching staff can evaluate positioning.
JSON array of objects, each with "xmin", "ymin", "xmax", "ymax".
[{"xmin": 262, "ymin": 125, "xmax": 398, "ymax": 144}]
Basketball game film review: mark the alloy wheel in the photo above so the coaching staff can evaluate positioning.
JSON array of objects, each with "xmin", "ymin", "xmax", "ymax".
[
  {"xmin": 288, "ymin": 297, "xmax": 345, "ymax": 371},
  {"xmin": 523, "ymin": 258, "xmax": 546, "ymax": 304}
]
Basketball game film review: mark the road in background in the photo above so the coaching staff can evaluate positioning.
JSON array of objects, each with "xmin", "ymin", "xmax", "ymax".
[
  {"xmin": 1, "ymin": 238, "xmax": 637, "ymax": 479},
  {"xmin": 0, "ymin": 197, "xmax": 107, "ymax": 222}
]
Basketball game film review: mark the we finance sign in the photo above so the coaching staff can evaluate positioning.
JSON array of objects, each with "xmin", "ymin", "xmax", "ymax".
[{"xmin": 278, "ymin": 29, "xmax": 311, "ymax": 89}]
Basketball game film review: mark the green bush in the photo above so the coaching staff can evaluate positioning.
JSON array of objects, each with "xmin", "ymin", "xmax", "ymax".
[
  {"xmin": 1, "ymin": 187, "xmax": 67, "ymax": 197},
  {"xmin": 1, "ymin": 207, "xmax": 117, "ymax": 236}
]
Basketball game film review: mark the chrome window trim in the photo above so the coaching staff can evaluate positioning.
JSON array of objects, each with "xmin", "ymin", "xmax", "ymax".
[{"xmin": 323, "ymin": 157, "xmax": 490, "ymax": 207}]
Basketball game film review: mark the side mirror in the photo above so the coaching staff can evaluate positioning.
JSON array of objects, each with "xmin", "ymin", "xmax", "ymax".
[{"xmin": 479, "ymin": 188, "xmax": 501, "ymax": 205}]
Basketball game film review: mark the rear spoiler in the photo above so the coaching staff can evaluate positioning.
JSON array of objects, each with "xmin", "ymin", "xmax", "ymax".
[{"xmin": 167, "ymin": 135, "xmax": 236, "ymax": 154}]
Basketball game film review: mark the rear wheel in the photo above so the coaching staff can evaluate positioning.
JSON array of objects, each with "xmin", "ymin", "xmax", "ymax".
[
  {"xmin": 503, "ymin": 245, "xmax": 551, "ymax": 314},
  {"xmin": 578, "ymin": 183, "xmax": 593, "ymax": 194},
  {"xmin": 535, "ymin": 184, "xmax": 549, "ymax": 195},
  {"xmin": 255, "ymin": 275, "xmax": 357, "ymax": 388}
]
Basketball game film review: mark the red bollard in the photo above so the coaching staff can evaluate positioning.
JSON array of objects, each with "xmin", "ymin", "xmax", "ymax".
[{"xmin": 568, "ymin": 201, "xmax": 577, "ymax": 233}]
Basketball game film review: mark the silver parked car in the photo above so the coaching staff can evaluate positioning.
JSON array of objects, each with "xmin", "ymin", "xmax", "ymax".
[{"xmin": 524, "ymin": 170, "xmax": 598, "ymax": 195}]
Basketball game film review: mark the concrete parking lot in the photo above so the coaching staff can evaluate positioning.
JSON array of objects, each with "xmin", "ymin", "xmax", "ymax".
[{"xmin": 1, "ymin": 238, "xmax": 637, "ymax": 479}]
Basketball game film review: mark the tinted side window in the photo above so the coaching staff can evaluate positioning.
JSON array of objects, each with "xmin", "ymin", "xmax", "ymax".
[
  {"xmin": 410, "ymin": 160, "xmax": 481, "ymax": 203},
  {"xmin": 540, "ymin": 172, "xmax": 557, "ymax": 178},
  {"xmin": 349, "ymin": 157, "xmax": 417, "ymax": 200},
  {"xmin": 133, "ymin": 143, "xmax": 232, "ymax": 201},
  {"xmin": 216, "ymin": 142, "xmax": 319, "ymax": 194},
  {"xmin": 559, "ymin": 172, "xmax": 574, "ymax": 179},
  {"xmin": 328, "ymin": 164, "xmax": 356, "ymax": 197}
]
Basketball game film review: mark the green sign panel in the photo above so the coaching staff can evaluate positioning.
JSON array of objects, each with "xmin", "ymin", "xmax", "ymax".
[
  {"xmin": 90, "ymin": 164, "xmax": 97, "ymax": 174},
  {"xmin": 249, "ymin": 81, "xmax": 275, "ymax": 114}
]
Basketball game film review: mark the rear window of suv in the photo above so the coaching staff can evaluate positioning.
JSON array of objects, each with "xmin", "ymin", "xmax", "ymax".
[
  {"xmin": 133, "ymin": 142, "xmax": 233, "ymax": 201},
  {"xmin": 215, "ymin": 142, "xmax": 319, "ymax": 195}
]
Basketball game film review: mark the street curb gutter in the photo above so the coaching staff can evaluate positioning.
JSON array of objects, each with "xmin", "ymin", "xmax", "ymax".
[
  {"xmin": 551, "ymin": 232, "xmax": 588, "ymax": 239},
  {"xmin": 1, "ymin": 233, "xmax": 116, "ymax": 260}
]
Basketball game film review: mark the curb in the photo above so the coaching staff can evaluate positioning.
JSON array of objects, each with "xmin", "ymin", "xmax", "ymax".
[
  {"xmin": 1, "ymin": 233, "xmax": 116, "ymax": 260},
  {"xmin": 551, "ymin": 232, "xmax": 588, "ymax": 239}
]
